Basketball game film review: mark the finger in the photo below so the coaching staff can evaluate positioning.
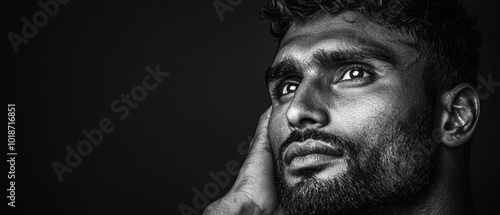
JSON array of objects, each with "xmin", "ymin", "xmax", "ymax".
[
  {"xmin": 249, "ymin": 106, "xmax": 272, "ymax": 148},
  {"xmin": 238, "ymin": 106, "xmax": 273, "ymax": 178},
  {"xmin": 233, "ymin": 106, "xmax": 277, "ymax": 211},
  {"xmin": 205, "ymin": 106, "xmax": 277, "ymax": 214}
]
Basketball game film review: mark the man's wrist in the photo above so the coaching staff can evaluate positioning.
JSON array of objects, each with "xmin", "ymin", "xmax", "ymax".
[{"xmin": 203, "ymin": 194, "xmax": 270, "ymax": 215}]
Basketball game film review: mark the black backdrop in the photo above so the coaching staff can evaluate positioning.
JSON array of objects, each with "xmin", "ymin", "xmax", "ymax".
[{"xmin": 2, "ymin": 0, "xmax": 499, "ymax": 214}]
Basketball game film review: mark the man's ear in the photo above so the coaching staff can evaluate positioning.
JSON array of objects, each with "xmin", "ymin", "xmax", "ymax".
[{"xmin": 432, "ymin": 83, "xmax": 480, "ymax": 147}]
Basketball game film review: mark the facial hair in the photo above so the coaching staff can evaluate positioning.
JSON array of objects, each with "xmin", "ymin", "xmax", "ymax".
[{"xmin": 274, "ymin": 105, "xmax": 436, "ymax": 215}]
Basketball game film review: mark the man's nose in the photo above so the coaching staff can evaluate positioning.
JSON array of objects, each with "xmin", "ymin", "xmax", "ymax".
[{"xmin": 286, "ymin": 81, "xmax": 329, "ymax": 131}]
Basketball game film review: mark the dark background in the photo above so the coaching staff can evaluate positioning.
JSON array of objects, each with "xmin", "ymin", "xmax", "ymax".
[{"xmin": 2, "ymin": 0, "xmax": 499, "ymax": 214}]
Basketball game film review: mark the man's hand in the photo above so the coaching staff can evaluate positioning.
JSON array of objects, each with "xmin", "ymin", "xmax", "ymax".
[{"xmin": 204, "ymin": 107, "xmax": 279, "ymax": 214}]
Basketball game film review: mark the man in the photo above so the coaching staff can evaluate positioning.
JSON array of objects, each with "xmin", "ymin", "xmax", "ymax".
[{"xmin": 205, "ymin": 0, "xmax": 481, "ymax": 214}]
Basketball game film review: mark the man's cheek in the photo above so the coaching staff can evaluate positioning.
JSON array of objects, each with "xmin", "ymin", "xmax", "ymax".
[{"xmin": 333, "ymin": 101, "xmax": 392, "ymax": 137}]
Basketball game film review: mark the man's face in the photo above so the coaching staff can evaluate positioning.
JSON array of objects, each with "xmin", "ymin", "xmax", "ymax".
[{"xmin": 266, "ymin": 11, "xmax": 437, "ymax": 214}]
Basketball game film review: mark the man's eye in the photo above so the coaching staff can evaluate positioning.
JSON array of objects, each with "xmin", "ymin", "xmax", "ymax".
[
  {"xmin": 340, "ymin": 67, "xmax": 371, "ymax": 81},
  {"xmin": 280, "ymin": 82, "xmax": 299, "ymax": 96}
]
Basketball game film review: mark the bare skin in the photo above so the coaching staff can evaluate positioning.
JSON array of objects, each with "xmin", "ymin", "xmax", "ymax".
[
  {"xmin": 203, "ymin": 107, "xmax": 279, "ymax": 214},
  {"xmin": 204, "ymin": 11, "xmax": 479, "ymax": 215}
]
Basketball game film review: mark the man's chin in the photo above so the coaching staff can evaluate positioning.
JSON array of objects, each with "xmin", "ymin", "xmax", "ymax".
[
  {"xmin": 283, "ymin": 159, "xmax": 348, "ymax": 185},
  {"xmin": 277, "ymin": 168, "xmax": 356, "ymax": 215}
]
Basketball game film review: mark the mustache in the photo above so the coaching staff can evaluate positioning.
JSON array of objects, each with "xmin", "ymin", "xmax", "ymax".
[{"xmin": 277, "ymin": 129, "xmax": 355, "ymax": 161}]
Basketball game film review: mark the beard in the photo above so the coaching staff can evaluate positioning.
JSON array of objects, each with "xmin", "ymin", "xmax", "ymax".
[{"xmin": 274, "ymin": 104, "xmax": 437, "ymax": 215}]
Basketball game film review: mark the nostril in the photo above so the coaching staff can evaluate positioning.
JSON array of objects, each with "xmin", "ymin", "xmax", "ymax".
[
  {"xmin": 286, "ymin": 103, "xmax": 329, "ymax": 130},
  {"xmin": 298, "ymin": 118, "xmax": 319, "ymax": 128},
  {"xmin": 288, "ymin": 117, "xmax": 325, "ymax": 131}
]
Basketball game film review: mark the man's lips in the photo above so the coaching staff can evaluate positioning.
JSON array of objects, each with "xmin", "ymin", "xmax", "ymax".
[{"xmin": 283, "ymin": 140, "xmax": 343, "ymax": 168}]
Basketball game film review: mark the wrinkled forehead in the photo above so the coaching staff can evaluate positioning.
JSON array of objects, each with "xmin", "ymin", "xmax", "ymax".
[{"xmin": 274, "ymin": 11, "xmax": 417, "ymax": 65}]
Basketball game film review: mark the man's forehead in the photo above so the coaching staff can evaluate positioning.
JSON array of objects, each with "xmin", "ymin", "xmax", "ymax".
[
  {"xmin": 281, "ymin": 11, "xmax": 369, "ymax": 45},
  {"xmin": 274, "ymin": 11, "xmax": 416, "ymax": 66}
]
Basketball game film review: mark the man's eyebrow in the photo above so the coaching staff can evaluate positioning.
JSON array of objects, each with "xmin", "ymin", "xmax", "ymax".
[
  {"xmin": 265, "ymin": 58, "xmax": 300, "ymax": 86},
  {"xmin": 313, "ymin": 47, "xmax": 396, "ymax": 68},
  {"xmin": 264, "ymin": 46, "xmax": 397, "ymax": 86}
]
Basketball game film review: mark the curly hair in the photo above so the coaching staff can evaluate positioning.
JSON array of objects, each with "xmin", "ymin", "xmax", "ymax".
[{"xmin": 261, "ymin": 0, "xmax": 482, "ymax": 102}]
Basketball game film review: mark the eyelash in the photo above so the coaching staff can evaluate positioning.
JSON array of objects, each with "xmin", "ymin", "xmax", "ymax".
[
  {"xmin": 270, "ymin": 78, "xmax": 300, "ymax": 99},
  {"xmin": 270, "ymin": 64, "xmax": 375, "ymax": 99},
  {"xmin": 337, "ymin": 64, "xmax": 373, "ymax": 82}
]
